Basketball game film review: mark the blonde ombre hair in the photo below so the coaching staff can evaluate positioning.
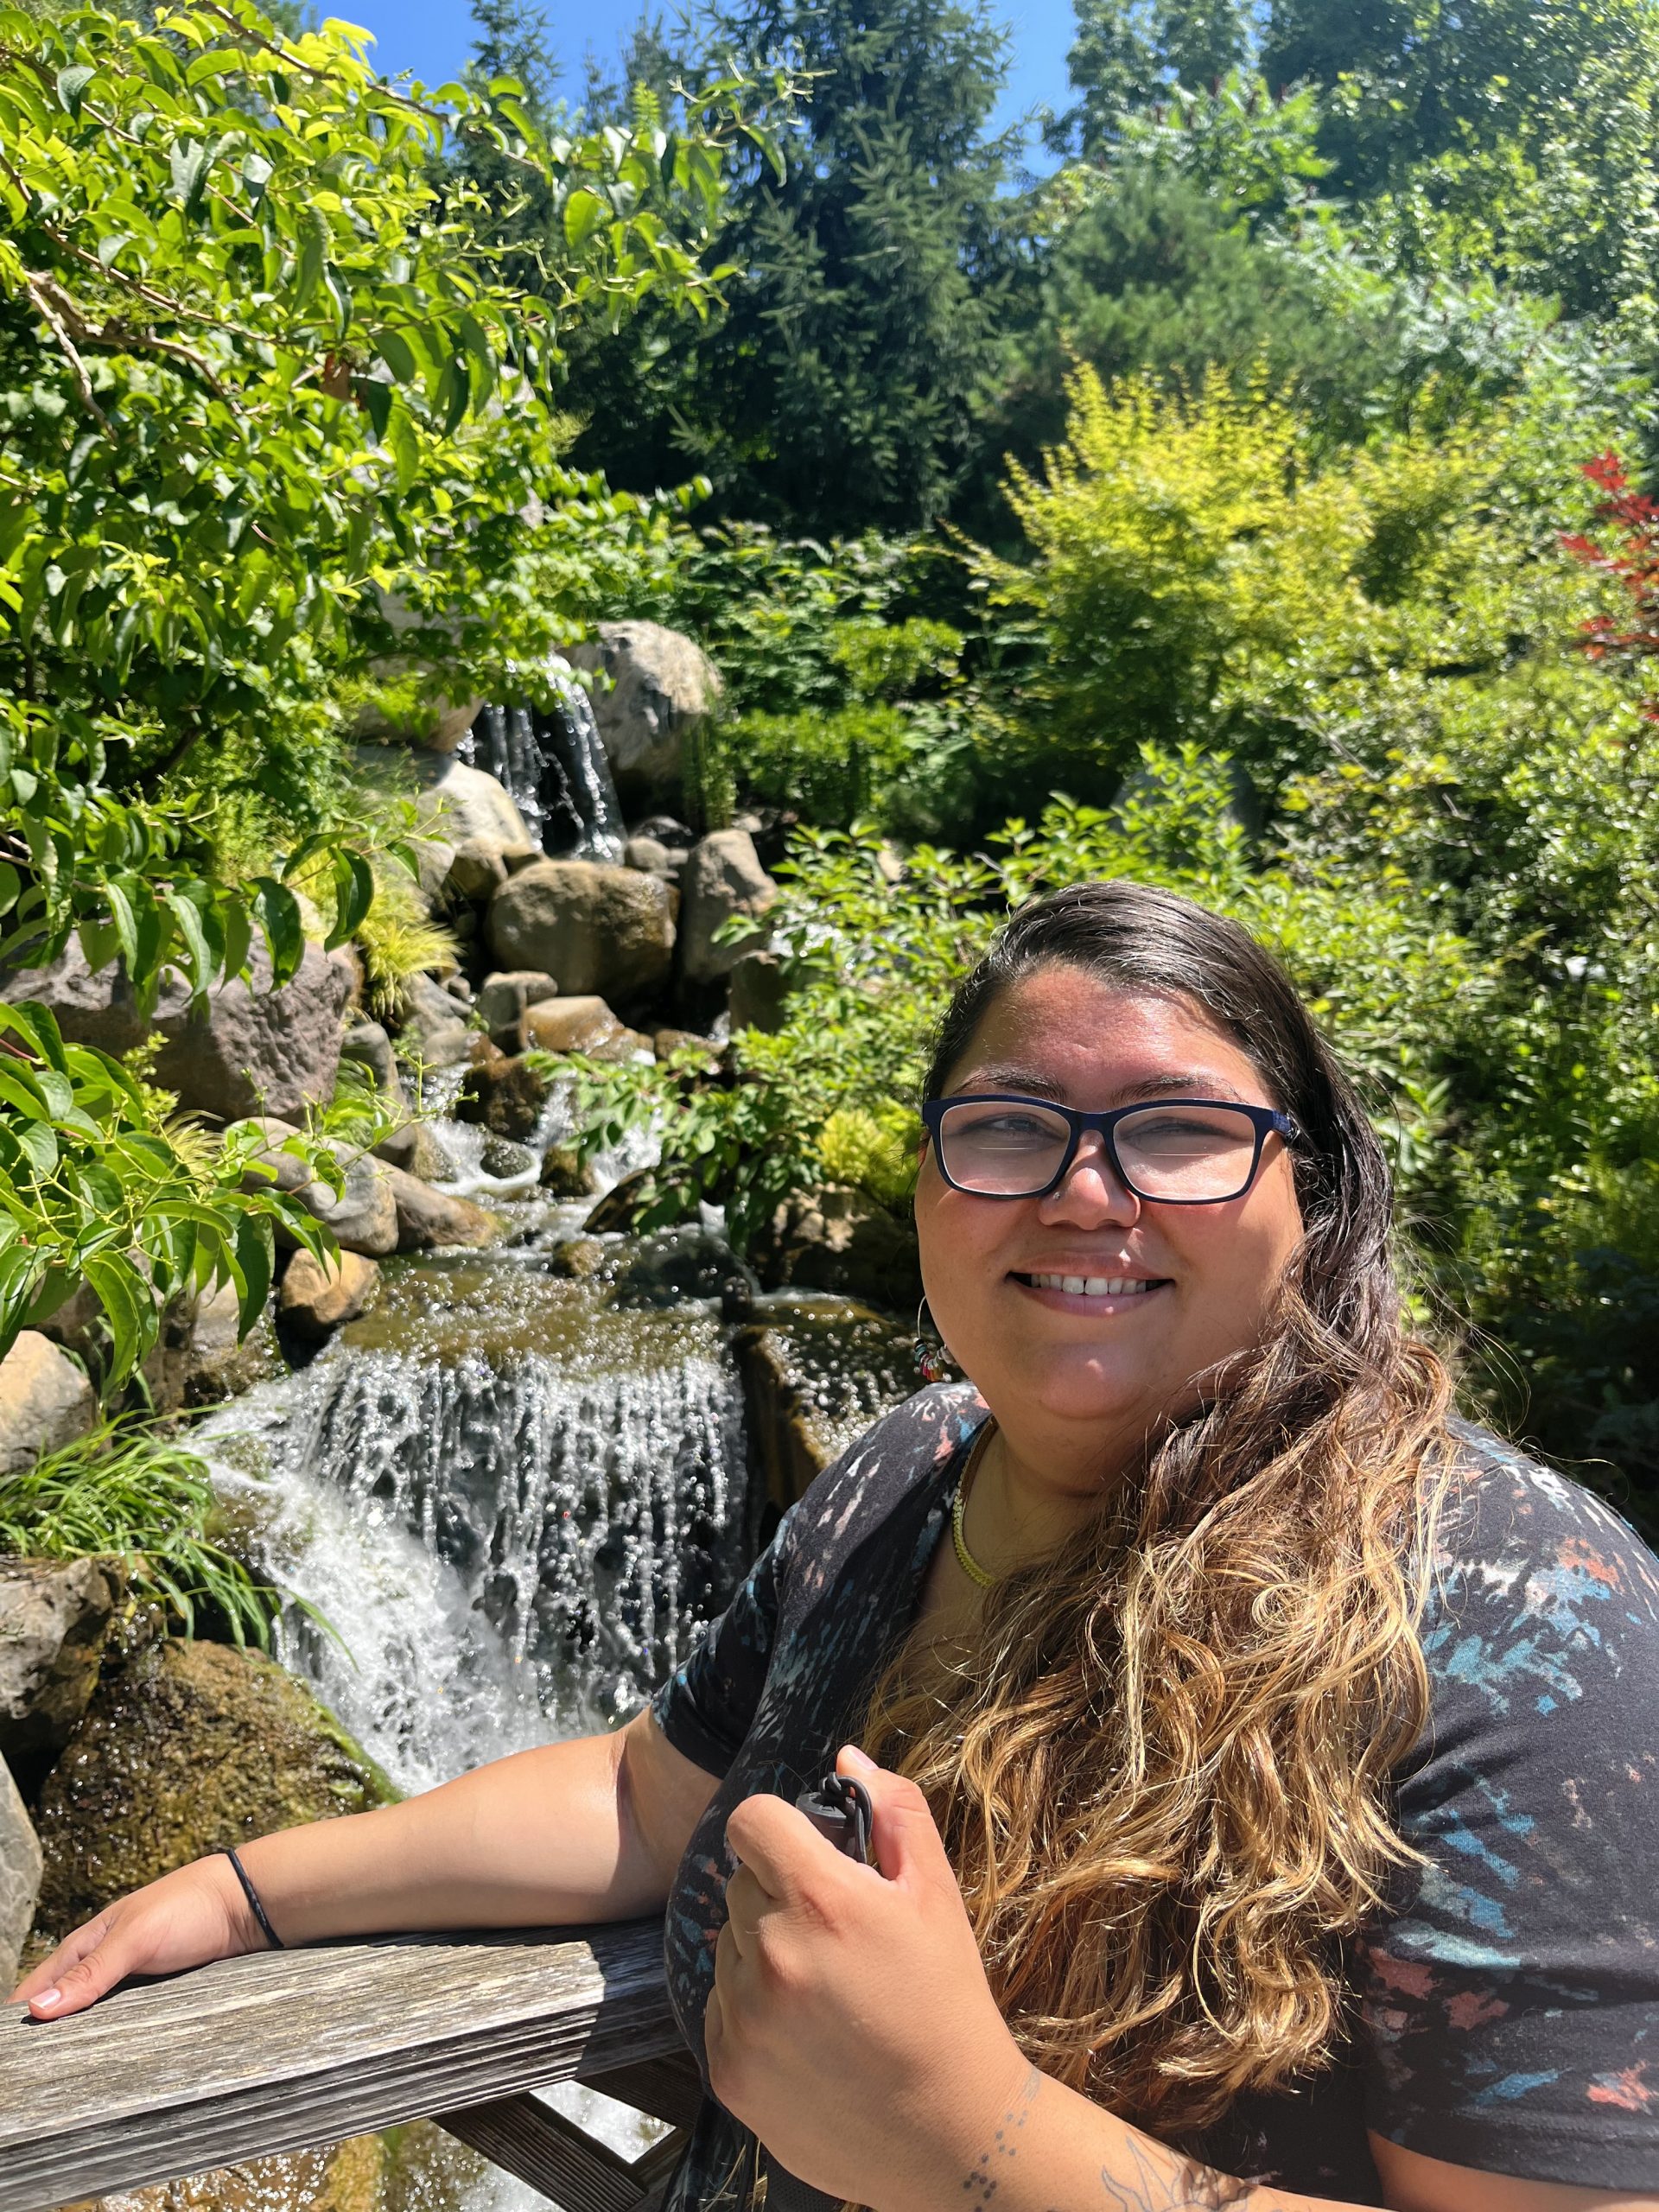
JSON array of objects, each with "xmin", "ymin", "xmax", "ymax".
[{"xmin": 863, "ymin": 881, "xmax": 1452, "ymax": 2140}]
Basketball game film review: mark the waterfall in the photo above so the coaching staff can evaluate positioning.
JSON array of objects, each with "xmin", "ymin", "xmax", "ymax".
[
  {"xmin": 198, "ymin": 1297, "xmax": 746, "ymax": 1796},
  {"xmin": 464, "ymin": 657, "xmax": 626, "ymax": 865}
]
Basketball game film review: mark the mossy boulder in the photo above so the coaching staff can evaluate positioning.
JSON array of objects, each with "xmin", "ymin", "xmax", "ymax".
[{"xmin": 32, "ymin": 1638, "xmax": 397, "ymax": 1940}]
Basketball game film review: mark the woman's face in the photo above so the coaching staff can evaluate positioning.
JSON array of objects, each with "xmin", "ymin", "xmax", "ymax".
[{"xmin": 914, "ymin": 964, "xmax": 1306, "ymax": 1478}]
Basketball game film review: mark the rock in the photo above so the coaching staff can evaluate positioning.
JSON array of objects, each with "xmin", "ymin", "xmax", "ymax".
[
  {"xmin": 372, "ymin": 1120, "xmax": 458, "ymax": 1182},
  {"xmin": 582, "ymin": 1166, "xmax": 655, "ymax": 1234},
  {"xmin": 633, "ymin": 814, "xmax": 695, "ymax": 850},
  {"xmin": 729, "ymin": 949, "xmax": 792, "ymax": 1034},
  {"xmin": 454, "ymin": 1052, "xmax": 549, "ymax": 1142},
  {"xmin": 678, "ymin": 830, "xmax": 777, "ymax": 985},
  {"xmin": 442, "ymin": 973, "xmax": 474, "ymax": 1004},
  {"xmin": 395, "ymin": 970, "xmax": 474, "ymax": 1071},
  {"xmin": 625, "ymin": 836, "xmax": 682, "ymax": 885},
  {"xmin": 569, "ymin": 622, "xmax": 721, "ymax": 810},
  {"xmin": 477, "ymin": 969, "xmax": 559, "ymax": 1047},
  {"xmin": 0, "ymin": 1557, "xmax": 126, "ymax": 1763},
  {"xmin": 609, "ymin": 1229, "xmax": 758, "ymax": 1313},
  {"xmin": 752, "ymin": 1183, "xmax": 923, "ymax": 1313},
  {"xmin": 0, "ymin": 1753, "xmax": 41, "ymax": 1993},
  {"xmin": 0, "ymin": 1333, "xmax": 95, "ymax": 1475},
  {"xmin": 378, "ymin": 1164, "xmax": 499, "ymax": 1251},
  {"xmin": 538, "ymin": 1143, "xmax": 601, "ymax": 1198},
  {"xmin": 404, "ymin": 753, "xmax": 532, "ymax": 851},
  {"xmin": 649, "ymin": 1025, "xmax": 720, "ymax": 1063},
  {"xmin": 546, "ymin": 1236, "xmax": 608, "ymax": 1281},
  {"xmin": 293, "ymin": 1150, "xmax": 400, "ymax": 1258},
  {"xmin": 487, "ymin": 860, "xmax": 674, "ymax": 1009},
  {"xmin": 520, "ymin": 994, "xmax": 626, "ymax": 1057},
  {"xmin": 445, "ymin": 836, "xmax": 542, "ymax": 904},
  {"xmin": 733, "ymin": 1305, "xmax": 918, "ymax": 1516},
  {"xmin": 3, "ymin": 938, "xmax": 352, "ymax": 1124},
  {"xmin": 277, "ymin": 1249, "xmax": 380, "ymax": 1341},
  {"xmin": 478, "ymin": 1135, "xmax": 537, "ymax": 1179},
  {"xmin": 31, "ymin": 1638, "xmax": 396, "ymax": 1942},
  {"xmin": 338, "ymin": 1020, "xmax": 404, "ymax": 1105}
]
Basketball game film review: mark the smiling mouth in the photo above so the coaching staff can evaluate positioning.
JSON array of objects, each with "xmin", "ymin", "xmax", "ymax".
[{"xmin": 1012, "ymin": 1272, "xmax": 1171, "ymax": 1299}]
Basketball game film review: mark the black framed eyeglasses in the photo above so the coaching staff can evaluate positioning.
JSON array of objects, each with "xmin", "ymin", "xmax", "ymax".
[{"xmin": 920, "ymin": 1094, "xmax": 1298, "ymax": 1205}]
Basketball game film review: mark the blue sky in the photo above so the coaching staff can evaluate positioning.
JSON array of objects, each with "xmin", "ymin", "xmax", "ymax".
[{"xmin": 330, "ymin": 0, "xmax": 1077, "ymax": 157}]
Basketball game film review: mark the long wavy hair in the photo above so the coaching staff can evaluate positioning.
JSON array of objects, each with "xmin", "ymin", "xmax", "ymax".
[{"xmin": 861, "ymin": 880, "xmax": 1453, "ymax": 2140}]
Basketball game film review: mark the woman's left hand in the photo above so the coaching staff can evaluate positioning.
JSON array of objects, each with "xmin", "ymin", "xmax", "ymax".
[{"xmin": 706, "ymin": 1746, "xmax": 1028, "ymax": 2211}]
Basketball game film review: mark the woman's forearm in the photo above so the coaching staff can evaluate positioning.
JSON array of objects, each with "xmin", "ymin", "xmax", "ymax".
[
  {"xmin": 912, "ymin": 2055, "xmax": 1363, "ymax": 2212},
  {"xmin": 235, "ymin": 1726, "xmax": 657, "ymax": 1946}
]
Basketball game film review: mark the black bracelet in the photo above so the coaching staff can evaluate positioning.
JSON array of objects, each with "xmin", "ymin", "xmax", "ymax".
[{"xmin": 220, "ymin": 1846, "xmax": 285, "ymax": 1951}]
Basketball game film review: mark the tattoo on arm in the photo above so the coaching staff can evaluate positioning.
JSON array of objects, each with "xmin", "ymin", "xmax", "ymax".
[
  {"xmin": 1094, "ymin": 2135, "xmax": 1254, "ymax": 2212},
  {"xmin": 959, "ymin": 2065, "xmax": 1043, "ymax": 2205},
  {"xmin": 957, "ymin": 2067, "xmax": 1259, "ymax": 2212}
]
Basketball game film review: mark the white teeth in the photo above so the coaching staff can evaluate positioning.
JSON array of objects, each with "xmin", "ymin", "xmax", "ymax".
[{"xmin": 1027, "ymin": 1273, "xmax": 1154, "ymax": 1296}]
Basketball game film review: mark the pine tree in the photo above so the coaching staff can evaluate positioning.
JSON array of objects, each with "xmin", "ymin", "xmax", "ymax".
[{"xmin": 568, "ymin": 0, "xmax": 1019, "ymax": 533}]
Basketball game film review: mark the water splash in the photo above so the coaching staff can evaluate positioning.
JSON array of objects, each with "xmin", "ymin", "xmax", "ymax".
[
  {"xmin": 200, "ymin": 1284, "xmax": 746, "ymax": 1795},
  {"xmin": 464, "ymin": 658, "xmax": 626, "ymax": 864}
]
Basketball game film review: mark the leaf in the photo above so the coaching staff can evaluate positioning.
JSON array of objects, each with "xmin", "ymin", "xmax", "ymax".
[
  {"xmin": 251, "ymin": 876, "xmax": 303, "ymax": 985},
  {"xmin": 164, "ymin": 886, "xmax": 213, "ymax": 999},
  {"xmin": 55, "ymin": 64, "xmax": 96, "ymax": 118},
  {"xmin": 230, "ymin": 1209, "xmax": 272, "ymax": 1337},
  {"xmin": 325, "ymin": 850, "xmax": 374, "ymax": 949},
  {"xmin": 85, "ymin": 1251, "xmax": 150, "ymax": 1387},
  {"xmin": 563, "ymin": 188, "xmax": 607, "ymax": 249}
]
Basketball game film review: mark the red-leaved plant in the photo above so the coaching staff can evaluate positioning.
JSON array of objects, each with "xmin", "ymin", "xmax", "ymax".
[{"xmin": 1561, "ymin": 451, "xmax": 1659, "ymax": 719}]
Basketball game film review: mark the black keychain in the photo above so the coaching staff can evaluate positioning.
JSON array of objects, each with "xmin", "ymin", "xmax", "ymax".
[{"xmin": 794, "ymin": 1770, "xmax": 874, "ymax": 1866}]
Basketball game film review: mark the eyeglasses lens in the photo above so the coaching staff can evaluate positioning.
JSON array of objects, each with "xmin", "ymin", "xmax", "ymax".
[
  {"xmin": 937, "ymin": 1101, "xmax": 1072, "ymax": 1194},
  {"xmin": 938, "ymin": 1101, "xmax": 1263, "ymax": 1200}
]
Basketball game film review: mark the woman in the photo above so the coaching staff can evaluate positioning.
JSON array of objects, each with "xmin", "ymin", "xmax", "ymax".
[{"xmin": 16, "ymin": 882, "xmax": 1659, "ymax": 2212}]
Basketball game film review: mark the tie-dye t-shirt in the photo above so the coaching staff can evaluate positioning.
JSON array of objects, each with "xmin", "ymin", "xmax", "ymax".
[{"xmin": 650, "ymin": 1382, "xmax": 1659, "ymax": 2206}]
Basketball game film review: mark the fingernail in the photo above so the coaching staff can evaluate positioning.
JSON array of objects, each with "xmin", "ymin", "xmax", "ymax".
[
  {"xmin": 840, "ymin": 1745, "xmax": 877, "ymax": 1773},
  {"xmin": 33, "ymin": 1988, "xmax": 60, "ymax": 2011}
]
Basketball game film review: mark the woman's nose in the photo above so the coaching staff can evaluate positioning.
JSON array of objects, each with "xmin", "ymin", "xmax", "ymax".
[{"xmin": 1036, "ymin": 1130, "xmax": 1141, "ymax": 1225}]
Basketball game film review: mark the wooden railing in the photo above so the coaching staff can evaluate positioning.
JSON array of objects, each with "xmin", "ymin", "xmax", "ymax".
[{"xmin": 0, "ymin": 1921, "xmax": 700, "ymax": 2212}]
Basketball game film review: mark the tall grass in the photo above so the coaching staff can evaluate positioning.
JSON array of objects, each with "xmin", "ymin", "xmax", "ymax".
[{"xmin": 0, "ymin": 1423, "xmax": 289, "ymax": 1649}]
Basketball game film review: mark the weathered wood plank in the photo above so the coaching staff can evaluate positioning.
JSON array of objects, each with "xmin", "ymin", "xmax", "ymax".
[
  {"xmin": 436, "ymin": 2094, "xmax": 684, "ymax": 2212},
  {"xmin": 0, "ymin": 1922, "xmax": 686, "ymax": 2212}
]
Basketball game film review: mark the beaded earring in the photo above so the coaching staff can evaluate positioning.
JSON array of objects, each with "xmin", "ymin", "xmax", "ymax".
[{"xmin": 913, "ymin": 1296, "xmax": 953, "ymax": 1382}]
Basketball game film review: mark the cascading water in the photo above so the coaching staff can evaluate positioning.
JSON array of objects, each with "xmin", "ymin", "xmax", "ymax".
[
  {"xmin": 199, "ymin": 1268, "xmax": 744, "ymax": 1791},
  {"xmin": 464, "ymin": 656, "xmax": 626, "ymax": 864}
]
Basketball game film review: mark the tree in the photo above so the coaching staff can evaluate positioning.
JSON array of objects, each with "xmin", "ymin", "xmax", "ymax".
[
  {"xmin": 565, "ymin": 0, "xmax": 1020, "ymax": 534},
  {"xmin": 0, "ymin": 0, "xmax": 754, "ymax": 1378},
  {"xmin": 1053, "ymin": 0, "xmax": 1255, "ymax": 158}
]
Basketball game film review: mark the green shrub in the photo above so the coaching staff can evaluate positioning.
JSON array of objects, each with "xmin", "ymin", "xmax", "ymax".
[{"xmin": 0, "ymin": 1423, "xmax": 291, "ymax": 1649}]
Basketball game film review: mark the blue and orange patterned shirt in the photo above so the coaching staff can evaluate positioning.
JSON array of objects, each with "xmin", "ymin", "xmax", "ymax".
[{"xmin": 652, "ymin": 1384, "xmax": 1659, "ymax": 2204}]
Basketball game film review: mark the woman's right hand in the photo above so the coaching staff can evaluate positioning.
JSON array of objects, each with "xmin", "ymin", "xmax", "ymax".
[{"xmin": 8, "ymin": 1853, "xmax": 264, "ymax": 2019}]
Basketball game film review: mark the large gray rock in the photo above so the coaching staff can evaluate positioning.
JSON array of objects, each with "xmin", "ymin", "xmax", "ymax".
[
  {"xmin": 0, "ymin": 1333, "xmax": 95, "ymax": 1475},
  {"xmin": 678, "ymin": 830, "xmax": 777, "ymax": 986},
  {"xmin": 752, "ymin": 1183, "xmax": 923, "ymax": 1314},
  {"xmin": 245, "ymin": 1119, "xmax": 491, "ymax": 1255},
  {"xmin": 406, "ymin": 755, "xmax": 531, "ymax": 849},
  {"xmin": 3, "ymin": 937, "xmax": 353, "ymax": 1124},
  {"xmin": 488, "ymin": 861, "xmax": 674, "ymax": 1009},
  {"xmin": 569, "ymin": 622, "xmax": 721, "ymax": 810},
  {"xmin": 293, "ymin": 1150, "xmax": 400, "ymax": 1258},
  {"xmin": 396, "ymin": 971, "xmax": 474, "ymax": 1071},
  {"xmin": 379, "ymin": 1162, "xmax": 499, "ymax": 1251},
  {"xmin": 373, "ymin": 1119, "xmax": 459, "ymax": 1181},
  {"xmin": 0, "ymin": 1556, "xmax": 125, "ymax": 1762},
  {"xmin": 0, "ymin": 1754, "xmax": 41, "ymax": 1992}
]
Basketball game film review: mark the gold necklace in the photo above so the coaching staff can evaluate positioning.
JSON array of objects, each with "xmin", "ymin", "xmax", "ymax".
[{"xmin": 951, "ymin": 1422, "xmax": 999, "ymax": 1588}]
